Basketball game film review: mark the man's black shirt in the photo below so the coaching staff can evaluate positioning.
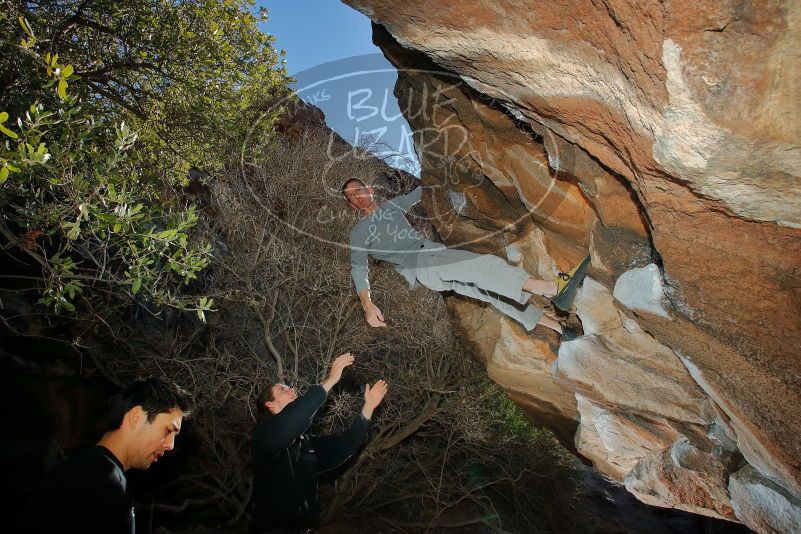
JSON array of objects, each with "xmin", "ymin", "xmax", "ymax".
[
  {"xmin": 16, "ymin": 445, "xmax": 134, "ymax": 533},
  {"xmin": 251, "ymin": 384, "xmax": 370, "ymax": 532}
]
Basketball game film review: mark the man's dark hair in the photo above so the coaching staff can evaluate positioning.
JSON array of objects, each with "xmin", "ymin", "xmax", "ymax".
[
  {"xmin": 341, "ymin": 177, "xmax": 366, "ymax": 198},
  {"xmin": 256, "ymin": 383, "xmax": 279, "ymax": 415},
  {"xmin": 103, "ymin": 377, "xmax": 193, "ymax": 432}
]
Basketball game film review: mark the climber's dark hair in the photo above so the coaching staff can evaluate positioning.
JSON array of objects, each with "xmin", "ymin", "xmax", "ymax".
[{"xmin": 102, "ymin": 377, "xmax": 193, "ymax": 432}]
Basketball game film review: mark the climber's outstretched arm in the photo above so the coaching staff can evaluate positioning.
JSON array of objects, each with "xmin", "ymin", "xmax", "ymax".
[
  {"xmin": 350, "ymin": 231, "xmax": 387, "ymax": 328},
  {"xmin": 358, "ymin": 288, "xmax": 386, "ymax": 327}
]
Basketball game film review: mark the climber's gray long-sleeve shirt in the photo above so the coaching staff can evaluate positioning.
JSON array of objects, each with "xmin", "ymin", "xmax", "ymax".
[
  {"xmin": 349, "ymin": 186, "xmax": 439, "ymax": 293},
  {"xmin": 348, "ymin": 186, "xmax": 545, "ymax": 331}
]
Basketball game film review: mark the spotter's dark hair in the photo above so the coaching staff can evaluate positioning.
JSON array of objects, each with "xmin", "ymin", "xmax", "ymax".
[
  {"xmin": 102, "ymin": 377, "xmax": 193, "ymax": 432},
  {"xmin": 256, "ymin": 383, "xmax": 280, "ymax": 416}
]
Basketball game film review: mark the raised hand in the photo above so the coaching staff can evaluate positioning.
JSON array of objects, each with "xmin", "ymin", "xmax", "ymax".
[
  {"xmin": 364, "ymin": 303, "xmax": 387, "ymax": 327},
  {"xmin": 322, "ymin": 353, "xmax": 355, "ymax": 392},
  {"xmin": 361, "ymin": 380, "xmax": 388, "ymax": 420}
]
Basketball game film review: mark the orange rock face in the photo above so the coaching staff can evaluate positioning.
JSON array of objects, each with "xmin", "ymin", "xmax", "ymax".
[{"xmin": 345, "ymin": 0, "xmax": 801, "ymax": 529}]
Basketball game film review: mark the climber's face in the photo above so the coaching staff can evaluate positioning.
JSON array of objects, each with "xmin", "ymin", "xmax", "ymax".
[{"xmin": 343, "ymin": 180, "xmax": 374, "ymax": 212}]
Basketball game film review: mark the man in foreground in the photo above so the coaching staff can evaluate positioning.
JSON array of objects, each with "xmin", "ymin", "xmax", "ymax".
[
  {"xmin": 250, "ymin": 353, "xmax": 388, "ymax": 533},
  {"xmin": 343, "ymin": 178, "xmax": 588, "ymax": 338},
  {"xmin": 17, "ymin": 377, "xmax": 193, "ymax": 533}
]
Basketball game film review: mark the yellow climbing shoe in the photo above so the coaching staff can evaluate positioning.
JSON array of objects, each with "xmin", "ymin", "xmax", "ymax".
[{"xmin": 552, "ymin": 255, "xmax": 591, "ymax": 311}]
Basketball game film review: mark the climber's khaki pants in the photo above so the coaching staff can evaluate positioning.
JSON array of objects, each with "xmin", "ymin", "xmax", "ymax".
[{"xmin": 411, "ymin": 245, "xmax": 544, "ymax": 331}]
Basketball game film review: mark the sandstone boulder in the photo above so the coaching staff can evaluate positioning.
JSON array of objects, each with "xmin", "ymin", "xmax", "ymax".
[{"xmin": 344, "ymin": 0, "xmax": 801, "ymax": 526}]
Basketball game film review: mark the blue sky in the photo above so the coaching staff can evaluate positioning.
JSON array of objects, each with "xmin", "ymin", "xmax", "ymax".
[
  {"xmin": 257, "ymin": 1, "xmax": 377, "ymax": 74},
  {"xmin": 256, "ymin": 1, "xmax": 419, "ymax": 175}
]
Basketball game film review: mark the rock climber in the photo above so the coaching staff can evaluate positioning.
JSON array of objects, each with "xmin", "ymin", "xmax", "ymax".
[{"xmin": 343, "ymin": 178, "xmax": 588, "ymax": 339}]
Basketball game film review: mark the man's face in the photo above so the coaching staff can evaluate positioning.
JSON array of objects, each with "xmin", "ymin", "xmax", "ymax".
[
  {"xmin": 343, "ymin": 181, "xmax": 373, "ymax": 211},
  {"xmin": 269, "ymin": 383, "xmax": 297, "ymax": 413},
  {"xmin": 130, "ymin": 408, "xmax": 184, "ymax": 470}
]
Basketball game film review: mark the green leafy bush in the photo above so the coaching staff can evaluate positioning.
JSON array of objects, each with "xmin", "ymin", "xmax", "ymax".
[{"xmin": 0, "ymin": 2, "xmax": 290, "ymax": 320}]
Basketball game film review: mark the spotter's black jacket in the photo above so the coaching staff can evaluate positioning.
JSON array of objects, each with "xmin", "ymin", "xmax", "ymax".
[
  {"xmin": 16, "ymin": 445, "xmax": 134, "ymax": 533},
  {"xmin": 250, "ymin": 384, "xmax": 370, "ymax": 533}
]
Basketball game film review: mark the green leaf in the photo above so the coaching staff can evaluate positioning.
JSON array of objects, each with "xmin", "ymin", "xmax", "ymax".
[
  {"xmin": 65, "ymin": 282, "xmax": 82, "ymax": 299},
  {"xmin": 0, "ymin": 112, "xmax": 8, "ymax": 123},
  {"xmin": 0, "ymin": 123, "xmax": 17, "ymax": 139},
  {"xmin": 60, "ymin": 300, "xmax": 75, "ymax": 312},
  {"xmin": 155, "ymin": 229, "xmax": 177, "ymax": 239},
  {"xmin": 61, "ymin": 65, "xmax": 74, "ymax": 78},
  {"xmin": 0, "ymin": 167, "xmax": 8, "ymax": 183},
  {"xmin": 65, "ymin": 221, "xmax": 81, "ymax": 240},
  {"xmin": 131, "ymin": 277, "xmax": 142, "ymax": 295},
  {"xmin": 57, "ymin": 79, "xmax": 68, "ymax": 99},
  {"xmin": 18, "ymin": 17, "xmax": 33, "ymax": 37}
]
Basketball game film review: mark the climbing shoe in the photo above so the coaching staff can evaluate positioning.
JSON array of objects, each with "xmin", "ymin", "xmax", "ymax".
[{"xmin": 551, "ymin": 255, "xmax": 591, "ymax": 311}]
